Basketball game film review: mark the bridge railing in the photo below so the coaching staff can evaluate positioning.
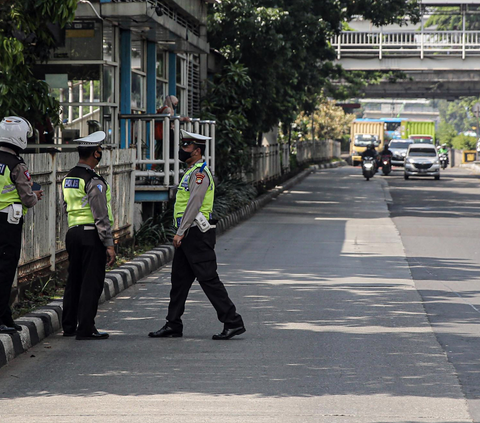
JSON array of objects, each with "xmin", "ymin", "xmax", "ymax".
[{"xmin": 332, "ymin": 30, "xmax": 480, "ymax": 60}]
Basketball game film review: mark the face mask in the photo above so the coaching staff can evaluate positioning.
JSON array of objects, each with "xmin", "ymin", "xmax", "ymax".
[
  {"xmin": 95, "ymin": 151, "xmax": 103, "ymax": 162},
  {"xmin": 178, "ymin": 149, "xmax": 191, "ymax": 162}
]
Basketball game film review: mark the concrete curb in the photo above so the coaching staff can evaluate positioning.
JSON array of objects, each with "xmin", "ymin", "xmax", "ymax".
[
  {"xmin": 0, "ymin": 162, "xmax": 339, "ymax": 368},
  {"xmin": 0, "ymin": 246, "xmax": 175, "ymax": 368}
]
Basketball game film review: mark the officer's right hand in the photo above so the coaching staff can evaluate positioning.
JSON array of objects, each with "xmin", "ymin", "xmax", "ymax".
[
  {"xmin": 34, "ymin": 190, "xmax": 44, "ymax": 200},
  {"xmin": 106, "ymin": 246, "xmax": 116, "ymax": 267}
]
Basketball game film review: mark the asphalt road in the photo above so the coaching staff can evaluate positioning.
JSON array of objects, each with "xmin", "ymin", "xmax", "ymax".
[
  {"xmin": 0, "ymin": 165, "xmax": 475, "ymax": 422},
  {"xmin": 387, "ymin": 165, "xmax": 480, "ymax": 422}
]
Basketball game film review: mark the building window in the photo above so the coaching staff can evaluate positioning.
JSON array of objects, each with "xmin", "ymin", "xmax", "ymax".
[
  {"xmin": 156, "ymin": 46, "xmax": 168, "ymax": 110},
  {"xmin": 103, "ymin": 22, "xmax": 115, "ymax": 62},
  {"xmin": 131, "ymin": 37, "xmax": 145, "ymax": 111},
  {"xmin": 188, "ymin": 54, "xmax": 200, "ymax": 117},
  {"xmin": 176, "ymin": 54, "xmax": 187, "ymax": 116}
]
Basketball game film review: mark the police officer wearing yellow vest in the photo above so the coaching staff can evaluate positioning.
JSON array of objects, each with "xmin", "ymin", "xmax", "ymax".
[
  {"xmin": 61, "ymin": 131, "xmax": 115, "ymax": 340},
  {"xmin": 149, "ymin": 130, "xmax": 245, "ymax": 340},
  {"xmin": 0, "ymin": 117, "xmax": 44, "ymax": 334}
]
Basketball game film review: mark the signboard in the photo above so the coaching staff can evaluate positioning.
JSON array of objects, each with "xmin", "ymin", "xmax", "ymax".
[
  {"xmin": 52, "ymin": 21, "xmax": 101, "ymax": 60},
  {"xmin": 462, "ymin": 150, "xmax": 477, "ymax": 164}
]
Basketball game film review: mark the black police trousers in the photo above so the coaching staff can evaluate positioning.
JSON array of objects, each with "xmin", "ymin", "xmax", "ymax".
[
  {"xmin": 166, "ymin": 226, "xmax": 243, "ymax": 331},
  {"xmin": 0, "ymin": 214, "xmax": 23, "ymax": 327},
  {"xmin": 63, "ymin": 226, "xmax": 106, "ymax": 336}
]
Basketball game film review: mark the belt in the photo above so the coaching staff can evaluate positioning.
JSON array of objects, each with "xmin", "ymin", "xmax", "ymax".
[
  {"xmin": 190, "ymin": 222, "xmax": 216, "ymax": 229},
  {"xmin": 70, "ymin": 224, "xmax": 96, "ymax": 230}
]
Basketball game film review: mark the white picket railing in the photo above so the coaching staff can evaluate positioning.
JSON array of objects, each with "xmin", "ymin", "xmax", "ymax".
[
  {"xmin": 332, "ymin": 30, "xmax": 480, "ymax": 60},
  {"xmin": 248, "ymin": 144, "xmax": 290, "ymax": 184},
  {"xmin": 17, "ymin": 149, "xmax": 135, "ymax": 281},
  {"xmin": 118, "ymin": 114, "xmax": 216, "ymax": 186},
  {"xmin": 296, "ymin": 140, "xmax": 341, "ymax": 164}
]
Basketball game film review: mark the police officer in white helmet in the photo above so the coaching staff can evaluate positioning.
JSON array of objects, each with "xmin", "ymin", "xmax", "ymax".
[
  {"xmin": 0, "ymin": 116, "xmax": 44, "ymax": 334},
  {"xmin": 61, "ymin": 131, "xmax": 115, "ymax": 340}
]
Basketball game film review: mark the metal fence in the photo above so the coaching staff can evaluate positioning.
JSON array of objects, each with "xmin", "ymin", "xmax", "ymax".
[
  {"xmin": 247, "ymin": 144, "xmax": 290, "ymax": 184},
  {"xmin": 296, "ymin": 140, "xmax": 341, "ymax": 164},
  {"xmin": 17, "ymin": 149, "xmax": 135, "ymax": 281}
]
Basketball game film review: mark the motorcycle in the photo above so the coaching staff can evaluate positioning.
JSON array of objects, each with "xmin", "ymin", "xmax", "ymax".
[
  {"xmin": 439, "ymin": 153, "xmax": 448, "ymax": 170},
  {"xmin": 362, "ymin": 157, "xmax": 375, "ymax": 181},
  {"xmin": 381, "ymin": 154, "xmax": 392, "ymax": 176}
]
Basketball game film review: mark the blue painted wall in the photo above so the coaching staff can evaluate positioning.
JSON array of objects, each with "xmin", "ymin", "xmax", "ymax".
[
  {"xmin": 146, "ymin": 42, "xmax": 157, "ymax": 159},
  {"xmin": 120, "ymin": 29, "xmax": 131, "ymax": 149},
  {"xmin": 168, "ymin": 52, "xmax": 176, "ymax": 96}
]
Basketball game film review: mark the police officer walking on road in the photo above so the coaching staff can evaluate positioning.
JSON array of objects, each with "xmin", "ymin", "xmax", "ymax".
[
  {"xmin": 0, "ymin": 117, "xmax": 43, "ymax": 334},
  {"xmin": 149, "ymin": 129, "xmax": 245, "ymax": 340},
  {"xmin": 62, "ymin": 131, "xmax": 115, "ymax": 340}
]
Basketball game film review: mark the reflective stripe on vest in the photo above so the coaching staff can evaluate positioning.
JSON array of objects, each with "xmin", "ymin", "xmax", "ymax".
[
  {"xmin": 0, "ymin": 154, "xmax": 27, "ymax": 215},
  {"xmin": 62, "ymin": 169, "xmax": 114, "ymax": 228},
  {"xmin": 174, "ymin": 162, "xmax": 214, "ymax": 228}
]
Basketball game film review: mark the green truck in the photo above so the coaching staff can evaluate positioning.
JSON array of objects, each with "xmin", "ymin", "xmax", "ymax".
[{"xmin": 400, "ymin": 120, "xmax": 436, "ymax": 144}]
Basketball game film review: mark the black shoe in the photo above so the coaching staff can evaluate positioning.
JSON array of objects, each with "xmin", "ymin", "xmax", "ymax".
[
  {"xmin": 212, "ymin": 326, "xmax": 246, "ymax": 340},
  {"xmin": 0, "ymin": 325, "xmax": 16, "ymax": 334},
  {"xmin": 148, "ymin": 325, "xmax": 182, "ymax": 338},
  {"xmin": 3, "ymin": 322, "xmax": 22, "ymax": 331},
  {"xmin": 76, "ymin": 332, "xmax": 109, "ymax": 340}
]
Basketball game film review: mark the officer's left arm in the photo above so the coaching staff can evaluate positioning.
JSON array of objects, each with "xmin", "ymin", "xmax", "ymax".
[
  {"xmin": 10, "ymin": 163, "xmax": 40, "ymax": 208},
  {"xmin": 86, "ymin": 178, "xmax": 114, "ymax": 247},
  {"xmin": 174, "ymin": 170, "xmax": 210, "ymax": 247}
]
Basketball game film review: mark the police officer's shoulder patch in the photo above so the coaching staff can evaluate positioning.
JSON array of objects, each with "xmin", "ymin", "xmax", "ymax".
[
  {"xmin": 97, "ymin": 184, "xmax": 103, "ymax": 192},
  {"xmin": 0, "ymin": 163, "xmax": 5, "ymax": 175},
  {"xmin": 24, "ymin": 171, "xmax": 31, "ymax": 181},
  {"xmin": 195, "ymin": 173, "xmax": 205, "ymax": 185}
]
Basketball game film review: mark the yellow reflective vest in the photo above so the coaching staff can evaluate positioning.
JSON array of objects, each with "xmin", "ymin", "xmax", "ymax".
[
  {"xmin": 174, "ymin": 162, "xmax": 214, "ymax": 228},
  {"xmin": 0, "ymin": 152, "xmax": 27, "ymax": 215},
  {"xmin": 62, "ymin": 166, "xmax": 114, "ymax": 228}
]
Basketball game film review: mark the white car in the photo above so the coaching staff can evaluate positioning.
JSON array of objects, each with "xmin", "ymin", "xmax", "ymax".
[
  {"xmin": 389, "ymin": 139, "xmax": 413, "ymax": 166},
  {"xmin": 404, "ymin": 143, "xmax": 440, "ymax": 180}
]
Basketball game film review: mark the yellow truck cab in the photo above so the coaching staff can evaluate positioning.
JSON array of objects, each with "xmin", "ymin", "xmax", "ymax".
[{"xmin": 350, "ymin": 121, "xmax": 385, "ymax": 166}]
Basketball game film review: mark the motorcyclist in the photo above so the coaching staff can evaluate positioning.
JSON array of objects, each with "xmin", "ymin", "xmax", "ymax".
[
  {"xmin": 438, "ymin": 143, "xmax": 449, "ymax": 167},
  {"xmin": 381, "ymin": 143, "xmax": 393, "ymax": 157},
  {"xmin": 361, "ymin": 143, "xmax": 378, "ymax": 160},
  {"xmin": 438, "ymin": 143, "xmax": 448, "ymax": 155},
  {"xmin": 380, "ymin": 143, "xmax": 393, "ymax": 170},
  {"xmin": 361, "ymin": 143, "xmax": 378, "ymax": 172}
]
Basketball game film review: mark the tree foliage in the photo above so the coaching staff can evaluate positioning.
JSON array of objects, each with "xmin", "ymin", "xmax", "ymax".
[
  {"xmin": 433, "ymin": 97, "xmax": 480, "ymax": 142},
  {"xmin": 0, "ymin": 0, "xmax": 78, "ymax": 126},
  {"xmin": 425, "ymin": 7, "xmax": 480, "ymax": 31},
  {"xmin": 436, "ymin": 120, "xmax": 457, "ymax": 146},
  {"xmin": 201, "ymin": 61, "xmax": 253, "ymax": 179},
  {"xmin": 206, "ymin": 0, "xmax": 420, "ymax": 149},
  {"xmin": 451, "ymin": 133, "xmax": 477, "ymax": 150},
  {"xmin": 289, "ymin": 99, "xmax": 355, "ymax": 143}
]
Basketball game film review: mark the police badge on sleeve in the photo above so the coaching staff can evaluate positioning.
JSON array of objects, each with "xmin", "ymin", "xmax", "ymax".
[{"xmin": 195, "ymin": 173, "xmax": 205, "ymax": 185}]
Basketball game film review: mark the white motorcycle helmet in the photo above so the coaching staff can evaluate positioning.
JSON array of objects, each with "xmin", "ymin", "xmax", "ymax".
[{"xmin": 0, "ymin": 116, "xmax": 33, "ymax": 151}]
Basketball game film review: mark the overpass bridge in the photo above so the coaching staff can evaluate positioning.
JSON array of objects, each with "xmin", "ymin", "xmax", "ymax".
[{"xmin": 333, "ymin": 1, "xmax": 480, "ymax": 99}]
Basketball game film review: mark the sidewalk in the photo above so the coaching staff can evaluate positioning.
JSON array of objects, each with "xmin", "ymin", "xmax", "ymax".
[{"xmin": 0, "ymin": 164, "xmax": 470, "ymax": 423}]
